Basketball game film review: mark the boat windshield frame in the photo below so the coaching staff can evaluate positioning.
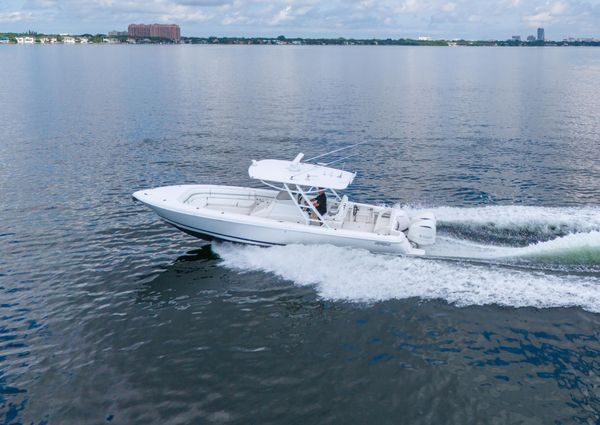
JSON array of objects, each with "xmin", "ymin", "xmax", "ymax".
[{"xmin": 259, "ymin": 180, "xmax": 341, "ymax": 228}]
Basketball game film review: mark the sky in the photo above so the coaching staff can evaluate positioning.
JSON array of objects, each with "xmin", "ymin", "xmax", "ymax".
[{"xmin": 0, "ymin": 0, "xmax": 599, "ymax": 39}]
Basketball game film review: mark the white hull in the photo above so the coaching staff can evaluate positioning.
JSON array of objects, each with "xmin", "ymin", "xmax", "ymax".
[{"xmin": 133, "ymin": 185, "xmax": 435, "ymax": 256}]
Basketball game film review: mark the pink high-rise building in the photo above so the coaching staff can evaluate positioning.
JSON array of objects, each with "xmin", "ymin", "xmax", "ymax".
[{"xmin": 128, "ymin": 24, "xmax": 181, "ymax": 41}]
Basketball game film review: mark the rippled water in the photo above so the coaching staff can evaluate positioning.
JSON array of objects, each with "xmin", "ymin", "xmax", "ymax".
[{"xmin": 1, "ymin": 45, "xmax": 600, "ymax": 424}]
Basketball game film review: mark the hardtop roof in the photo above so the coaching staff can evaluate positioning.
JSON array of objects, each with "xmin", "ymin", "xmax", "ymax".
[{"xmin": 248, "ymin": 155, "xmax": 355, "ymax": 190}]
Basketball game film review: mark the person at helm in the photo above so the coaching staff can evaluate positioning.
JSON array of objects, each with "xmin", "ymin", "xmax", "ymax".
[{"xmin": 311, "ymin": 188, "xmax": 327, "ymax": 216}]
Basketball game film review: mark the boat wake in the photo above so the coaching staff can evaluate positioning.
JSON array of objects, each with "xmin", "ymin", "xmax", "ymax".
[
  {"xmin": 427, "ymin": 205, "xmax": 600, "ymax": 266},
  {"xmin": 212, "ymin": 205, "xmax": 600, "ymax": 312},
  {"xmin": 423, "ymin": 205, "xmax": 600, "ymax": 245},
  {"xmin": 428, "ymin": 232, "xmax": 600, "ymax": 266}
]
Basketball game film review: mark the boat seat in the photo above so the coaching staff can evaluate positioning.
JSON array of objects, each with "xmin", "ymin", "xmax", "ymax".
[
  {"xmin": 188, "ymin": 197, "xmax": 207, "ymax": 207},
  {"xmin": 328, "ymin": 195, "xmax": 349, "ymax": 222},
  {"xmin": 374, "ymin": 209, "xmax": 406, "ymax": 236},
  {"xmin": 184, "ymin": 194, "xmax": 208, "ymax": 207},
  {"xmin": 328, "ymin": 199, "xmax": 340, "ymax": 215},
  {"xmin": 373, "ymin": 212, "xmax": 391, "ymax": 235},
  {"xmin": 250, "ymin": 200, "xmax": 274, "ymax": 217}
]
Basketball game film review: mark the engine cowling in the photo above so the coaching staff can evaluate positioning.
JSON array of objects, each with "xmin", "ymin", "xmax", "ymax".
[
  {"xmin": 390, "ymin": 209, "xmax": 410, "ymax": 235},
  {"xmin": 407, "ymin": 212, "xmax": 436, "ymax": 246}
]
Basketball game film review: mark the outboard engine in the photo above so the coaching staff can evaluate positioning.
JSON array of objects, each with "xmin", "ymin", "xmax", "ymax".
[
  {"xmin": 390, "ymin": 209, "xmax": 410, "ymax": 234},
  {"xmin": 407, "ymin": 211, "xmax": 436, "ymax": 246}
]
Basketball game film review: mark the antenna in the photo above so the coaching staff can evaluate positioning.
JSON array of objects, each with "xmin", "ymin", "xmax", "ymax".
[
  {"xmin": 305, "ymin": 141, "xmax": 368, "ymax": 163},
  {"xmin": 287, "ymin": 142, "xmax": 364, "ymax": 179},
  {"xmin": 322, "ymin": 152, "xmax": 360, "ymax": 166}
]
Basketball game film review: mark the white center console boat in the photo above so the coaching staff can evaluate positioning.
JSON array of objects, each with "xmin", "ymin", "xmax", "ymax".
[{"xmin": 133, "ymin": 153, "xmax": 436, "ymax": 255}]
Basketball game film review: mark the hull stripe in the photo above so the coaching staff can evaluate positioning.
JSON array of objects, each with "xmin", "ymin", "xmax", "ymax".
[{"xmin": 161, "ymin": 217, "xmax": 283, "ymax": 247}]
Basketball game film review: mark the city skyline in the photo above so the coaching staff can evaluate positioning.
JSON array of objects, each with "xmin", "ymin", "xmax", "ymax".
[{"xmin": 1, "ymin": 0, "xmax": 599, "ymax": 40}]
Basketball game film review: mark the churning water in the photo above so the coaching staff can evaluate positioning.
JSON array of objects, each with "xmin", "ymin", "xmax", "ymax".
[{"xmin": 215, "ymin": 206, "xmax": 600, "ymax": 310}]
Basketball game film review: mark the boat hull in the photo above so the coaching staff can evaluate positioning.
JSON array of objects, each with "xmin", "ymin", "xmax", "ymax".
[{"xmin": 133, "ymin": 185, "xmax": 423, "ymax": 255}]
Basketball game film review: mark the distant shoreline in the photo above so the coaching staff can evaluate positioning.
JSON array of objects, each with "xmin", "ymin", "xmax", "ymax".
[{"xmin": 1, "ymin": 33, "xmax": 599, "ymax": 47}]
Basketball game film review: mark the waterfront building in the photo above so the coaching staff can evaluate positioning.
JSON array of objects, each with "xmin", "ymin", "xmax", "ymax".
[
  {"xmin": 527, "ymin": 35, "xmax": 536, "ymax": 42},
  {"xmin": 39, "ymin": 37, "xmax": 57, "ymax": 43},
  {"xmin": 63, "ymin": 36, "xmax": 76, "ymax": 43},
  {"xmin": 79, "ymin": 37, "xmax": 89, "ymax": 44},
  {"xmin": 511, "ymin": 35, "xmax": 521, "ymax": 42},
  {"xmin": 16, "ymin": 37, "xmax": 35, "ymax": 44},
  {"xmin": 0, "ymin": 37, "xmax": 9, "ymax": 44},
  {"xmin": 128, "ymin": 24, "xmax": 180, "ymax": 41},
  {"xmin": 537, "ymin": 28, "xmax": 545, "ymax": 41}
]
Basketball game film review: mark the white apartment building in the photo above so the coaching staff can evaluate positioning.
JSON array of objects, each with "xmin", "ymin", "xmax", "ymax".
[{"xmin": 16, "ymin": 37, "xmax": 35, "ymax": 44}]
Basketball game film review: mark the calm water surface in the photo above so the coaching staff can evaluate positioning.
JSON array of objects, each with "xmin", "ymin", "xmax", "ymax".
[{"xmin": 1, "ymin": 45, "xmax": 600, "ymax": 424}]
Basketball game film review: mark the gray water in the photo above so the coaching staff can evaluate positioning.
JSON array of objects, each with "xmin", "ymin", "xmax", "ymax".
[{"xmin": 1, "ymin": 45, "xmax": 600, "ymax": 424}]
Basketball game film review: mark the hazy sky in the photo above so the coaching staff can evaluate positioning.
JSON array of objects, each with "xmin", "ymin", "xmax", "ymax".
[{"xmin": 1, "ymin": 0, "xmax": 599, "ymax": 39}]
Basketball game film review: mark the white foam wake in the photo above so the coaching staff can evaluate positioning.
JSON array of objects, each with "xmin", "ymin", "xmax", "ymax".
[
  {"xmin": 407, "ymin": 205, "xmax": 600, "ymax": 242},
  {"xmin": 428, "ymin": 205, "xmax": 600, "ymax": 231},
  {"xmin": 213, "ymin": 242, "xmax": 600, "ymax": 313},
  {"xmin": 506, "ymin": 231, "xmax": 600, "ymax": 264},
  {"xmin": 427, "ymin": 231, "xmax": 600, "ymax": 264}
]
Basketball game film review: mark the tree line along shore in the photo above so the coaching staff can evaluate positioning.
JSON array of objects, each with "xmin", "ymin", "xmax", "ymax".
[{"xmin": 1, "ymin": 33, "xmax": 599, "ymax": 47}]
